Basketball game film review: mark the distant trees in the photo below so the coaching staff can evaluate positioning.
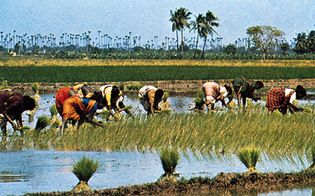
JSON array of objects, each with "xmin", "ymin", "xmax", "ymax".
[
  {"xmin": 169, "ymin": 7, "xmax": 192, "ymax": 56},
  {"xmin": 294, "ymin": 31, "xmax": 315, "ymax": 54},
  {"xmin": 247, "ymin": 26, "xmax": 284, "ymax": 58},
  {"xmin": 247, "ymin": 26, "xmax": 284, "ymax": 60},
  {"xmin": 189, "ymin": 11, "xmax": 219, "ymax": 58}
]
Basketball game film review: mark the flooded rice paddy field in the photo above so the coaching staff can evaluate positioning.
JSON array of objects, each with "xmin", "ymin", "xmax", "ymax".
[
  {"xmin": 0, "ymin": 150, "xmax": 314, "ymax": 195},
  {"xmin": 0, "ymin": 93, "xmax": 314, "ymax": 195},
  {"xmin": 23, "ymin": 92, "xmax": 315, "ymax": 128}
]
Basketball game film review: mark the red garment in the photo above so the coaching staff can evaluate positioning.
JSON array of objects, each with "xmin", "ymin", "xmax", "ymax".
[
  {"xmin": 266, "ymin": 88, "xmax": 294, "ymax": 113},
  {"xmin": 55, "ymin": 87, "xmax": 72, "ymax": 116}
]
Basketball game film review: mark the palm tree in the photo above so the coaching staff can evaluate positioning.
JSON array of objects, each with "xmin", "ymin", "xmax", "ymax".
[
  {"xmin": 190, "ymin": 14, "xmax": 206, "ymax": 58},
  {"xmin": 201, "ymin": 11, "xmax": 219, "ymax": 59},
  {"xmin": 177, "ymin": 7, "xmax": 192, "ymax": 55},
  {"xmin": 169, "ymin": 9, "xmax": 180, "ymax": 51}
]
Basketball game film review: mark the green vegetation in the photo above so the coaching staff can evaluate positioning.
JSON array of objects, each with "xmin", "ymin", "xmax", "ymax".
[
  {"xmin": 72, "ymin": 156, "xmax": 99, "ymax": 182},
  {"xmin": 237, "ymin": 147, "xmax": 260, "ymax": 173},
  {"xmin": 1, "ymin": 66, "xmax": 315, "ymax": 83},
  {"xmin": 71, "ymin": 157, "xmax": 99, "ymax": 193},
  {"xmin": 160, "ymin": 148, "xmax": 180, "ymax": 177},
  {"xmin": 247, "ymin": 26, "xmax": 284, "ymax": 60},
  {"xmin": 34, "ymin": 116, "xmax": 50, "ymax": 132},
  {"xmin": 6, "ymin": 109, "xmax": 313, "ymax": 158}
]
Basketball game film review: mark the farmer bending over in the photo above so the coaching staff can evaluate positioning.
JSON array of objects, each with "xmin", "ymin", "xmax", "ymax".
[
  {"xmin": 202, "ymin": 82, "xmax": 233, "ymax": 111},
  {"xmin": 233, "ymin": 78, "xmax": 264, "ymax": 108},
  {"xmin": 266, "ymin": 85, "xmax": 306, "ymax": 114},
  {"xmin": 138, "ymin": 85, "xmax": 164, "ymax": 115}
]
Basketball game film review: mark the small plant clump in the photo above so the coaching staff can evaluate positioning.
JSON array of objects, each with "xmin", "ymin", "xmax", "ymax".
[
  {"xmin": 160, "ymin": 148, "xmax": 180, "ymax": 178},
  {"xmin": 194, "ymin": 91, "xmax": 205, "ymax": 111},
  {"xmin": 31, "ymin": 82, "xmax": 40, "ymax": 94},
  {"xmin": 35, "ymin": 116, "xmax": 50, "ymax": 132},
  {"xmin": 238, "ymin": 146, "xmax": 260, "ymax": 173},
  {"xmin": 72, "ymin": 156, "xmax": 99, "ymax": 193}
]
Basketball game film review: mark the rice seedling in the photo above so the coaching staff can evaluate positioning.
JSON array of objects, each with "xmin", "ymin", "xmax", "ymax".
[
  {"xmin": 35, "ymin": 116, "xmax": 50, "ymax": 132},
  {"xmin": 237, "ymin": 147, "xmax": 260, "ymax": 173},
  {"xmin": 159, "ymin": 148, "xmax": 180, "ymax": 178},
  {"xmin": 31, "ymin": 82, "xmax": 40, "ymax": 94},
  {"xmin": 71, "ymin": 156, "xmax": 99, "ymax": 193},
  {"xmin": 193, "ymin": 91, "xmax": 205, "ymax": 111},
  {"xmin": 5, "ymin": 108, "xmax": 315, "ymax": 159}
]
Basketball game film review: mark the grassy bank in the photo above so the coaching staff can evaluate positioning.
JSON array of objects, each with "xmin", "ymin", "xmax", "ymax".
[
  {"xmin": 7, "ymin": 110, "xmax": 314, "ymax": 157},
  {"xmin": 1, "ymin": 58, "xmax": 315, "ymax": 67},
  {"xmin": 1, "ymin": 66, "xmax": 315, "ymax": 82}
]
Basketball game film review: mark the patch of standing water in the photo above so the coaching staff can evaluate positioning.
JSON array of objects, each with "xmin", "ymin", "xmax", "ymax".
[{"xmin": 0, "ymin": 150, "xmax": 314, "ymax": 195}]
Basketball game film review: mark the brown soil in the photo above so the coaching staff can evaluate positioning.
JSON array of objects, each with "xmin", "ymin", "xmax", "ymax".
[
  {"xmin": 27, "ymin": 170, "xmax": 315, "ymax": 195},
  {"xmin": 6, "ymin": 78, "xmax": 315, "ymax": 96}
]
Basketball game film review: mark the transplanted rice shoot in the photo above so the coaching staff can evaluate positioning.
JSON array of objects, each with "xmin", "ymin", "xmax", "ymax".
[
  {"xmin": 160, "ymin": 148, "xmax": 180, "ymax": 177},
  {"xmin": 72, "ymin": 156, "xmax": 99, "ymax": 193},
  {"xmin": 35, "ymin": 116, "xmax": 50, "ymax": 132},
  {"xmin": 238, "ymin": 147, "xmax": 260, "ymax": 173}
]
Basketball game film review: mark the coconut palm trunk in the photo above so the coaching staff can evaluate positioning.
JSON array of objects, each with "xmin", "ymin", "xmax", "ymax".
[
  {"xmin": 194, "ymin": 34, "xmax": 199, "ymax": 59},
  {"xmin": 181, "ymin": 29, "xmax": 184, "ymax": 56},
  {"xmin": 202, "ymin": 36, "xmax": 207, "ymax": 59},
  {"xmin": 176, "ymin": 31, "xmax": 179, "ymax": 51}
]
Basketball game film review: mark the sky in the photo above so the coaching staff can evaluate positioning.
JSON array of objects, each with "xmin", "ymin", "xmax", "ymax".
[{"xmin": 0, "ymin": 0, "xmax": 315, "ymax": 44}]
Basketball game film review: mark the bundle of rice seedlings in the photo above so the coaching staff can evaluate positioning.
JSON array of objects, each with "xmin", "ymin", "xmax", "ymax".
[
  {"xmin": 194, "ymin": 91, "xmax": 205, "ymax": 111},
  {"xmin": 159, "ymin": 148, "xmax": 180, "ymax": 178},
  {"xmin": 49, "ymin": 105, "xmax": 57, "ymax": 117},
  {"xmin": 237, "ymin": 147, "xmax": 260, "ymax": 173},
  {"xmin": 31, "ymin": 82, "xmax": 40, "ymax": 94},
  {"xmin": 163, "ymin": 91, "xmax": 170, "ymax": 102},
  {"xmin": 72, "ymin": 156, "xmax": 99, "ymax": 193},
  {"xmin": 35, "ymin": 116, "xmax": 50, "ymax": 132}
]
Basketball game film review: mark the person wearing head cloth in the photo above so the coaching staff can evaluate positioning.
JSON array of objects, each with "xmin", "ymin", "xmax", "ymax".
[
  {"xmin": 202, "ymin": 82, "xmax": 233, "ymax": 111},
  {"xmin": 232, "ymin": 78, "xmax": 264, "ymax": 108},
  {"xmin": 266, "ymin": 85, "xmax": 306, "ymax": 114},
  {"xmin": 61, "ymin": 96, "xmax": 103, "ymax": 132},
  {"xmin": 55, "ymin": 83, "xmax": 86, "ymax": 116},
  {"xmin": 138, "ymin": 85, "xmax": 164, "ymax": 115}
]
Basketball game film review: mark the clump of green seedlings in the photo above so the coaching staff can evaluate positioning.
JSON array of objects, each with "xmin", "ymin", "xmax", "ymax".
[
  {"xmin": 159, "ymin": 148, "xmax": 180, "ymax": 182},
  {"xmin": 238, "ymin": 146, "xmax": 260, "ymax": 173},
  {"xmin": 193, "ymin": 91, "xmax": 205, "ymax": 111},
  {"xmin": 72, "ymin": 156, "xmax": 99, "ymax": 193},
  {"xmin": 35, "ymin": 116, "xmax": 50, "ymax": 132},
  {"xmin": 49, "ymin": 105, "xmax": 61, "ymax": 128}
]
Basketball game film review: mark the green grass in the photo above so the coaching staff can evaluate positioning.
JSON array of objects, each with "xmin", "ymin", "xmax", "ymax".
[
  {"xmin": 0, "ymin": 66, "xmax": 315, "ymax": 83},
  {"xmin": 11, "ymin": 108, "xmax": 314, "ymax": 159}
]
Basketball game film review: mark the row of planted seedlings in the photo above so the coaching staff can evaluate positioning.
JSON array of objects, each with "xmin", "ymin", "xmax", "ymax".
[{"xmin": 67, "ymin": 145, "xmax": 315, "ymax": 194}]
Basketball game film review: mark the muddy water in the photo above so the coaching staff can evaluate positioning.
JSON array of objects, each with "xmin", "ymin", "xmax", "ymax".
[
  {"xmin": 23, "ymin": 93, "xmax": 315, "ymax": 128},
  {"xmin": 0, "ymin": 150, "xmax": 314, "ymax": 195},
  {"xmin": 0, "ymin": 94, "xmax": 314, "ymax": 195}
]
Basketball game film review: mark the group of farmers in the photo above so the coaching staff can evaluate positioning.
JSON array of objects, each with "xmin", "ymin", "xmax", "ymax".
[{"xmin": 0, "ymin": 78, "xmax": 307, "ymax": 135}]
